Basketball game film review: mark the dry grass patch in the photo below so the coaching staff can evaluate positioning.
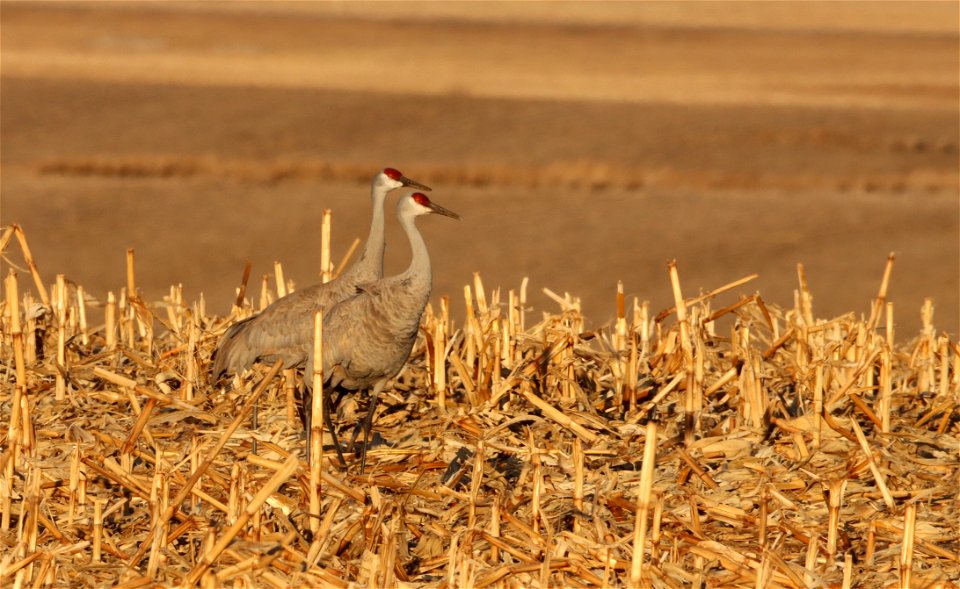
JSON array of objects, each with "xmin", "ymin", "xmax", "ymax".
[{"xmin": 1, "ymin": 225, "xmax": 957, "ymax": 587}]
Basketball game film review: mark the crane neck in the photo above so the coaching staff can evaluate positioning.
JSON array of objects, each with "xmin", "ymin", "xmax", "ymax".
[
  {"xmin": 399, "ymin": 211, "xmax": 431, "ymax": 285},
  {"xmin": 351, "ymin": 188, "xmax": 388, "ymax": 284}
]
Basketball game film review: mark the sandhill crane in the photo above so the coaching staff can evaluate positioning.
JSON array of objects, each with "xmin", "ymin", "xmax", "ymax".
[
  {"xmin": 305, "ymin": 191, "xmax": 459, "ymax": 472},
  {"xmin": 211, "ymin": 167, "xmax": 430, "ymax": 380}
]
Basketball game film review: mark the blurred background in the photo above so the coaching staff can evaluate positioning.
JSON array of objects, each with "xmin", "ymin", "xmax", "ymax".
[{"xmin": 2, "ymin": 1, "xmax": 958, "ymax": 336}]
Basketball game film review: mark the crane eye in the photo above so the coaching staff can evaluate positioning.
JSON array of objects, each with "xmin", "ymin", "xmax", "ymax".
[
  {"xmin": 384, "ymin": 168, "xmax": 403, "ymax": 180},
  {"xmin": 412, "ymin": 193, "xmax": 430, "ymax": 207}
]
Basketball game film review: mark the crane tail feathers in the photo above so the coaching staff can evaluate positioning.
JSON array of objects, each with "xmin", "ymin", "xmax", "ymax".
[{"xmin": 210, "ymin": 316, "xmax": 256, "ymax": 381}]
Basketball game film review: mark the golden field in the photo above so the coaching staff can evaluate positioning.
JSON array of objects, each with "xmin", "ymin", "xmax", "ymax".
[{"xmin": 1, "ymin": 2, "xmax": 958, "ymax": 587}]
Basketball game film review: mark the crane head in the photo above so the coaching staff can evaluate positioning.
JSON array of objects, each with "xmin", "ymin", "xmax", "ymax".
[
  {"xmin": 376, "ymin": 167, "xmax": 432, "ymax": 193},
  {"xmin": 407, "ymin": 192, "xmax": 460, "ymax": 220}
]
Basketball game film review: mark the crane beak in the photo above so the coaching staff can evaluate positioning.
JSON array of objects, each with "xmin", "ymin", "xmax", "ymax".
[
  {"xmin": 428, "ymin": 201, "xmax": 460, "ymax": 220},
  {"xmin": 400, "ymin": 175, "xmax": 432, "ymax": 191}
]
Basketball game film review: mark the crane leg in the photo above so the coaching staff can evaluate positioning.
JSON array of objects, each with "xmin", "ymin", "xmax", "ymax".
[
  {"xmin": 322, "ymin": 386, "xmax": 349, "ymax": 469},
  {"xmin": 252, "ymin": 397, "xmax": 259, "ymax": 456},
  {"xmin": 351, "ymin": 380, "xmax": 387, "ymax": 474},
  {"xmin": 299, "ymin": 383, "xmax": 348, "ymax": 469},
  {"xmin": 332, "ymin": 387, "xmax": 349, "ymax": 410},
  {"xmin": 297, "ymin": 383, "xmax": 310, "ymax": 457}
]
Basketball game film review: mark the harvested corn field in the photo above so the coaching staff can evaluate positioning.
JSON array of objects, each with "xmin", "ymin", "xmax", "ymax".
[{"xmin": 1, "ymin": 225, "xmax": 957, "ymax": 588}]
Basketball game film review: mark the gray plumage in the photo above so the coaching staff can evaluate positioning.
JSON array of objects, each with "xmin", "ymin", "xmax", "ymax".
[{"xmin": 211, "ymin": 168, "xmax": 430, "ymax": 380}]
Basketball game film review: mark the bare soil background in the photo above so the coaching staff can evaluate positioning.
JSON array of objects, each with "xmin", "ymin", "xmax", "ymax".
[{"xmin": 2, "ymin": 0, "xmax": 958, "ymax": 336}]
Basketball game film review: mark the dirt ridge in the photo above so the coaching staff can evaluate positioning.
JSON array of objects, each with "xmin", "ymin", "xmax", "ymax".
[{"xmin": 35, "ymin": 156, "xmax": 959, "ymax": 195}]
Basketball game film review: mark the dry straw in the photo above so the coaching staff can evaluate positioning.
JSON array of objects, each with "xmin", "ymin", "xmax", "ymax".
[{"xmin": 0, "ymin": 223, "xmax": 958, "ymax": 588}]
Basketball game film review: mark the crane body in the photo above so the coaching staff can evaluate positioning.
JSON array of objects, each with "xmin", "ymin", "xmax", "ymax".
[{"xmin": 211, "ymin": 168, "xmax": 430, "ymax": 380}]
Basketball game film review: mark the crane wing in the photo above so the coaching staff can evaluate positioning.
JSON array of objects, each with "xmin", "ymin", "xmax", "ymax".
[{"xmin": 211, "ymin": 281, "xmax": 356, "ymax": 379}]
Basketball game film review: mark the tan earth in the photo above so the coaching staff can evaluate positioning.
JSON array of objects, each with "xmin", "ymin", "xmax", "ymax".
[{"xmin": 2, "ymin": 1, "xmax": 958, "ymax": 337}]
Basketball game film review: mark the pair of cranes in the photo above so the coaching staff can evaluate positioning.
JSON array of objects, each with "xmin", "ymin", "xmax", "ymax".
[{"xmin": 211, "ymin": 168, "xmax": 459, "ymax": 472}]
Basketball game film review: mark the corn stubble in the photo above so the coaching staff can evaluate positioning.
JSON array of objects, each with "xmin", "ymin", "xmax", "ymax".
[{"xmin": 0, "ymin": 223, "xmax": 957, "ymax": 588}]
